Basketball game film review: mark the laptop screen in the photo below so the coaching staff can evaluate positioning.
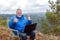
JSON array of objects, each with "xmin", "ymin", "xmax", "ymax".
[{"xmin": 24, "ymin": 23, "xmax": 37, "ymax": 33}]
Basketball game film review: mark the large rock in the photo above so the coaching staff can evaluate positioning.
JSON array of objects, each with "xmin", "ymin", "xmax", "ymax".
[
  {"xmin": 0, "ymin": 27, "xmax": 60, "ymax": 40},
  {"xmin": 35, "ymin": 31, "xmax": 60, "ymax": 40}
]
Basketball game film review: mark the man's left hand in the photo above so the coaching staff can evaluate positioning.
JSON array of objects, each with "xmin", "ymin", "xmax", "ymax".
[{"xmin": 27, "ymin": 16, "xmax": 31, "ymax": 20}]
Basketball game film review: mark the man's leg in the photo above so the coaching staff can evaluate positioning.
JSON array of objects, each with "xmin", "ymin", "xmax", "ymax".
[
  {"xmin": 14, "ymin": 31, "xmax": 27, "ymax": 40},
  {"xmin": 19, "ymin": 32, "xmax": 27, "ymax": 40},
  {"xmin": 29, "ymin": 31, "xmax": 35, "ymax": 40}
]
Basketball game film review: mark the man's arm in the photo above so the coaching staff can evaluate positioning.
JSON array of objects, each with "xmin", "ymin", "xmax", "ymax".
[
  {"xmin": 28, "ymin": 20, "xmax": 32, "ymax": 24},
  {"xmin": 8, "ymin": 17, "xmax": 16, "ymax": 29},
  {"xmin": 27, "ymin": 16, "xmax": 32, "ymax": 24}
]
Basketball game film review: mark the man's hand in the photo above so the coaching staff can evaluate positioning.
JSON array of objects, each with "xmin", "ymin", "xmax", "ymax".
[
  {"xmin": 28, "ymin": 16, "xmax": 31, "ymax": 20},
  {"xmin": 14, "ymin": 18, "xmax": 18, "ymax": 23}
]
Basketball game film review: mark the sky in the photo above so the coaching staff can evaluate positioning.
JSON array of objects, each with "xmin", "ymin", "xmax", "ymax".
[{"xmin": 0, "ymin": 0, "xmax": 56, "ymax": 14}]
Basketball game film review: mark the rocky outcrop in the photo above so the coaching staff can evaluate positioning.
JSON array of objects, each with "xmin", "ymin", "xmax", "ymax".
[
  {"xmin": 0, "ymin": 27, "xmax": 60, "ymax": 40},
  {"xmin": 35, "ymin": 31, "xmax": 60, "ymax": 40}
]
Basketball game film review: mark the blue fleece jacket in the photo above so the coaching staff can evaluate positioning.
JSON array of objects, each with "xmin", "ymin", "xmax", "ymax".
[{"xmin": 8, "ymin": 15, "xmax": 32, "ymax": 32}]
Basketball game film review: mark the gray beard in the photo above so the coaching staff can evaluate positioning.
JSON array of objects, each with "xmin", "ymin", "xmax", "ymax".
[{"xmin": 18, "ymin": 16, "xmax": 21, "ymax": 18}]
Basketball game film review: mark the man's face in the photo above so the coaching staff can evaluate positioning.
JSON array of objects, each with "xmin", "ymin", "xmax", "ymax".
[{"xmin": 16, "ymin": 9, "xmax": 22, "ymax": 18}]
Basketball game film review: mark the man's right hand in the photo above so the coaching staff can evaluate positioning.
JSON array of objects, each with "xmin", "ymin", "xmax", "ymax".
[{"xmin": 14, "ymin": 18, "xmax": 18, "ymax": 23}]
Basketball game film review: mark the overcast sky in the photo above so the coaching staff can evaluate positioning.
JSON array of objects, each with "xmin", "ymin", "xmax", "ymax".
[{"xmin": 0, "ymin": 0, "xmax": 56, "ymax": 14}]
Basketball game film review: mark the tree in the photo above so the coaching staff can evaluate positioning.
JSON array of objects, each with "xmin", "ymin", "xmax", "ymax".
[
  {"xmin": 41, "ymin": 17, "xmax": 49, "ymax": 34},
  {"xmin": 43, "ymin": 0, "xmax": 60, "ymax": 35},
  {"xmin": 48, "ymin": 0, "xmax": 60, "ymax": 13},
  {"xmin": 56, "ymin": 0, "xmax": 60, "ymax": 13}
]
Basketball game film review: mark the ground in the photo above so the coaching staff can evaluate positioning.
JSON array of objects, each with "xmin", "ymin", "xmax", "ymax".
[{"xmin": 0, "ymin": 26, "xmax": 60, "ymax": 40}]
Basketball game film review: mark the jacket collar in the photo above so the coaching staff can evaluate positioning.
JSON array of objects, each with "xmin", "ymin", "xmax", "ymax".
[{"xmin": 16, "ymin": 15, "xmax": 24, "ymax": 19}]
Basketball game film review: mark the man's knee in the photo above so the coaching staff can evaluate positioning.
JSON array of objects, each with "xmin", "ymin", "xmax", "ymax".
[
  {"xmin": 30, "ymin": 31, "xmax": 35, "ymax": 37},
  {"xmin": 19, "ymin": 33, "xmax": 27, "ymax": 37},
  {"xmin": 20, "ymin": 33, "xmax": 27, "ymax": 40},
  {"xmin": 22, "ymin": 33, "xmax": 27, "ymax": 37}
]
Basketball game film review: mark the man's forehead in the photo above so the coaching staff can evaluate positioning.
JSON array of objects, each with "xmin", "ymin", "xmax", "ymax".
[{"xmin": 17, "ymin": 9, "xmax": 22, "ymax": 11}]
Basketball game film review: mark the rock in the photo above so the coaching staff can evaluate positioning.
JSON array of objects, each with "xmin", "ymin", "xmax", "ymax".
[
  {"xmin": 35, "ymin": 31, "xmax": 49, "ymax": 40},
  {"xmin": 0, "ymin": 27, "xmax": 59, "ymax": 40}
]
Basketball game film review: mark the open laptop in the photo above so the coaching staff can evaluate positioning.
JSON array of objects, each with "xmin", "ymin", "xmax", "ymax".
[{"xmin": 24, "ymin": 23, "xmax": 37, "ymax": 33}]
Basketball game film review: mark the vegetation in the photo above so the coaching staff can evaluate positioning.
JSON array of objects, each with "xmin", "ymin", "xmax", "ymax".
[
  {"xmin": 0, "ymin": 17, "xmax": 7, "ymax": 26},
  {"xmin": 41, "ymin": 0, "xmax": 60, "ymax": 35}
]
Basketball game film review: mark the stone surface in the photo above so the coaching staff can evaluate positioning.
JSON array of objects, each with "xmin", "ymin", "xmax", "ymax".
[{"xmin": 0, "ymin": 27, "xmax": 60, "ymax": 40}]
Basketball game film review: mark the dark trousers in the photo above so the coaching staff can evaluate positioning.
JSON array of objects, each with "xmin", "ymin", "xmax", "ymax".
[{"xmin": 14, "ymin": 31, "xmax": 35, "ymax": 40}]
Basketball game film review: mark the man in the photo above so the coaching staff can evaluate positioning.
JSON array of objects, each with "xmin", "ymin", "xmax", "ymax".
[{"xmin": 8, "ymin": 9, "xmax": 35, "ymax": 40}]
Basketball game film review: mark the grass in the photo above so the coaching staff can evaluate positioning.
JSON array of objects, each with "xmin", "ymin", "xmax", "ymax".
[{"xmin": 0, "ymin": 19, "xmax": 7, "ymax": 26}]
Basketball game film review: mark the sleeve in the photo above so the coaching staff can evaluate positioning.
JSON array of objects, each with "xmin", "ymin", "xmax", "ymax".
[
  {"xmin": 24, "ymin": 15, "xmax": 32, "ymax": 25},
  {"xmin": 27, "ymin": 20, "xmax": 32, "ymax": 25},
  {"xmin": 8, "ymin": 17, "xmax": 16, "ymax": 29}
]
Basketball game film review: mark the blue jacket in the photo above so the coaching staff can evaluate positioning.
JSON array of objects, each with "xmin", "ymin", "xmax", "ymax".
[{"xmin": 8, "ymin": 15, "xmax": 32, "ymax": 32}]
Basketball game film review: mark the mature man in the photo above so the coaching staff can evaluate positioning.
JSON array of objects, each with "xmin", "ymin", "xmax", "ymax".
[{"xmin": 8, "ymin": 9, "xmax": 35, "ymax": 40}]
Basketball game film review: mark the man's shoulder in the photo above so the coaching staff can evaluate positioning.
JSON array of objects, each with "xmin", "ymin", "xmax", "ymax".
[
  {"xmin": 22, "ymin": 15, "xmax": 27, "ymax": 19},
  {"xmin": 10, "ymin": 16, "xmax": 16, "ymax": 20}
]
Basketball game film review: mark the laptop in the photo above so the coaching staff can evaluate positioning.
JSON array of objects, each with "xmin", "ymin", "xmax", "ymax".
[{"xmin": 24, "ymin": 23, "xmax": 37, "ymax": 33}]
